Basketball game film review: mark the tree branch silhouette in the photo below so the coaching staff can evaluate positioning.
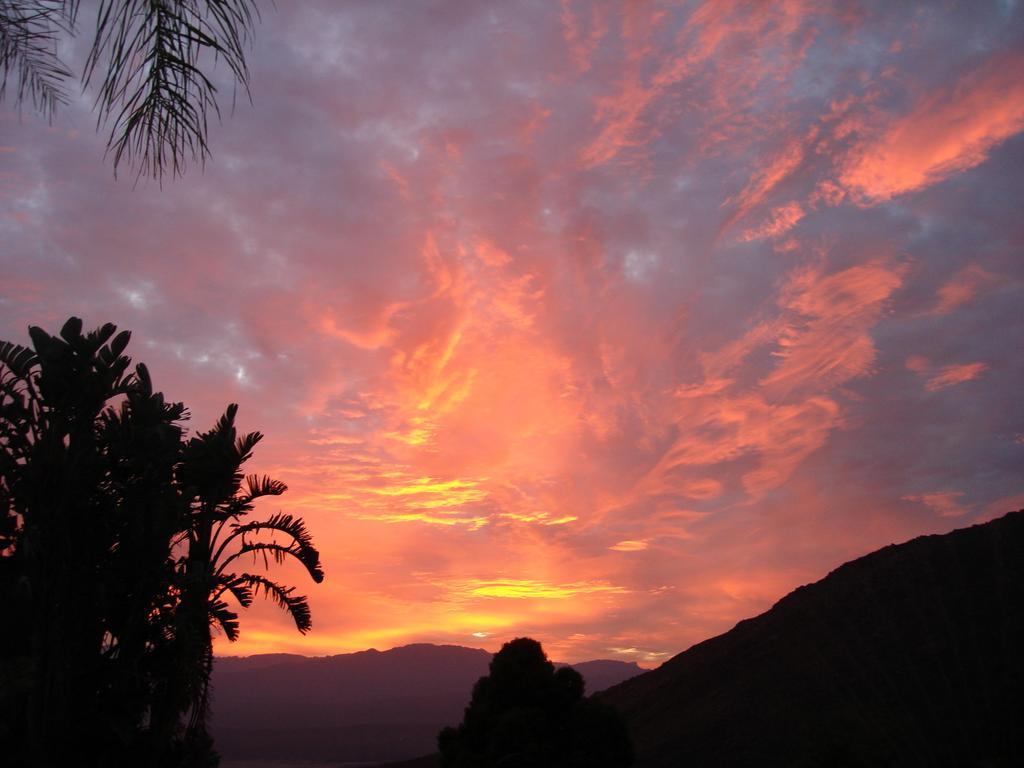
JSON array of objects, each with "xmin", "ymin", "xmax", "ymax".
[{"xmin": 0, "ymin": 0, "xmax": 260, "ymax": 181}]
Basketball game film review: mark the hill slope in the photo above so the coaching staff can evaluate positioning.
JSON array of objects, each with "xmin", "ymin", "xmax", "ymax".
[
  {"xmin": 211, "ymin": 644, "xmax": 641, "ymax": 764},
  {"xmin": 601, "ymin": 511, "xmax": 1024, "ymax": 767}
]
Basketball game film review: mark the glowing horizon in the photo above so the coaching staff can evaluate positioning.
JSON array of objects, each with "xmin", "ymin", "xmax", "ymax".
[{"xmin": 2, "ymin": 1, "xmax": 1022, "ymax": 667}]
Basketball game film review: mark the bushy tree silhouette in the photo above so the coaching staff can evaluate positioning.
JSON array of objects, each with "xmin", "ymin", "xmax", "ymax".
[
  {"xmin": 0, "ymin": 317, "xmax": 323, "ymax": 767},
  {"xmin": 0, "ymin": 318, "xmax": 186, "ymax": 765},
  {"xmin": 439, "ymin": 638, "xmax": 633, "ymax": 768}
]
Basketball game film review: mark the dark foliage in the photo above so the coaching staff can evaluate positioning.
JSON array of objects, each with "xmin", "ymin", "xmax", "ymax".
[
  {"xmin": 439, "ymin": 637, "xmax": 633, "ymax": 768},
  {"xmin": 207, "ymin": 646, "xmax": 639, "ymax": 764},
  {"xmin": 0, "ymin": 317, "xmax": 323, "ymax": 767}
]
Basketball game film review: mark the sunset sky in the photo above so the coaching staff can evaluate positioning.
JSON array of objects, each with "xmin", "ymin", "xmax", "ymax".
[{"xmin": 2, "ymin": 0, "xmax": 1023, "ymax": 666}]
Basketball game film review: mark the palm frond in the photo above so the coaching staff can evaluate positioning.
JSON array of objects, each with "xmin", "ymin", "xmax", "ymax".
[
  {"xmin": 217, "ymin": 512, "xmax": 324, "ymax": 583},
  {"xmin": 214, "ymin": 402, "xmax": 239, "ymax": 432},
  {"xmin": 243, "ymin": 473, "xmax": 286, "ymax": 499},
  {"xmin": 220, "ymin": 540, "xmax": 297, "ymax": 573},
  {"xmin": 83, "ymin": 0, "xmax": 259, "ymax": 180},
  {"xmin": 0, "ymin": 338, "xmax": 39, "ymax": 377},
  {"xmin": 235, "ymin": 573, "xmax": 313, "ymax": 633},
  {"xmin": 180, "ymin": 403, "xmax": 252, "ymax": 503},
  {"xmin": 209, "ymin": 597, "xmax": 240, "ymax": 641},
  {"xmin": 234, "ymin": 429, "xmax": 262, "ymax": 464},
  {"xmin": 79, "ymin": 318, "xmax": 117, "ymax": 351},
  {"xmin": 214, "ymin": 573, "xmax": 253, "ymax": 608},
  {"xmin": 0, "ymin": 0, "xmax": 75, "ymax": 120}
]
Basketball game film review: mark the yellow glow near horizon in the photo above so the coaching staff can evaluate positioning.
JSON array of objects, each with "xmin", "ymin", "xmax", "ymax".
[{"xmin": 465, "ymin": 579, "xmax": 628, "ymax": 600}]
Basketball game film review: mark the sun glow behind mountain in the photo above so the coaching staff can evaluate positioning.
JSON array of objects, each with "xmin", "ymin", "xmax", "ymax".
[{"xmin": 2, "ymin": 1, "xmax": 1022, "ymax": 666}]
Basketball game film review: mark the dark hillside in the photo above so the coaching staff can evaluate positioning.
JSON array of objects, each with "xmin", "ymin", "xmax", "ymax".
[{"xmin": 601, "ymin": 511, "xmax": 1024, "ymax": 767}]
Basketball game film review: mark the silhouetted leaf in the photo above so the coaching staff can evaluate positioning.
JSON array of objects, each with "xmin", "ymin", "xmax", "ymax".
[
  {"xmin": 84, "ymin": 0, "xmax": 259, "ymax": 180},
  {"xmin": 135, "ymin": 362, "xmax": 152, "ymax": 395},
  {"xmin": 210, "ymin": 598, "xmax": 241, "ymax": 641},
  {"xmin": 110, "ymin": 329, "xmax": 131, "ymax": 358},
  {"xmin": 243, "ymin": 474, "xmax": 287, "ymax": 499},
  {"xmin": 235, "ymin": 573, "xmax": 313, "ymax": 633},
  {"xmin": 59, "ymin": 316, "xmax": 83, "ymax": 342},
  {"xmin": 218, "ymin": 512, "xmax": 324, "ymax": 583},
  {"xmin": 0, "ymin": 339, "xmax": 38, "ymax": 377}
]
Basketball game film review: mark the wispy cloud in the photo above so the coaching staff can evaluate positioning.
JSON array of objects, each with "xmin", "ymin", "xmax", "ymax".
[
  {"xmin": 924, "ymin": 363, "xmax": 988, "ymax": 392},
  {"xmin": 839, "ymin": 54, "xmax": 1024, "ymax": 203},
  {"xmin": 2, "ymin": 0, "xmax": 1022, "ymax": 664}
]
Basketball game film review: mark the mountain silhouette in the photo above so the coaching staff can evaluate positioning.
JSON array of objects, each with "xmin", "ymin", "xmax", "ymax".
[
  {"xmin": 599, "ymin": 510, "xmax": 1024, "ymax": 767},
  {"xmin": 211, "ymin": 643, "xmax": 641, "ymax": 764}
]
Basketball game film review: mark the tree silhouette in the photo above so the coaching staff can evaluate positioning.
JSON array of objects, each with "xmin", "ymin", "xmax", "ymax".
[
  {"xmin": 439, "ymin": 637, "xmax": 633, "ymax": 768},
  {"xmin": 154, "ymin": 403, "xmax": 324, "ymax": 750},
  {"xmin": 1, "ymin": 318, "xmax": 187, "ymax": 765},
  {"xmin": 0, "ymin": 0, "xmax": 260, "ymax": 180},
  {"xmin": 0, "ymin": 317, "xmax": 323, "ymax": 767}
]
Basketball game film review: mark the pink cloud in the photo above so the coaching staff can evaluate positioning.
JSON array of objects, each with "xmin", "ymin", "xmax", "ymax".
[
  {"xmin": 903, "ymin": 491, "xmax": 971, "ymax": 518},
  {"xmin": 930, "ymin": 264, "xmax": 996, "ymax": 315},
  {"xmin": 4, "ymin": 1, "xmax": 1022, "ymax": 666},
  {"xmin": 763, "ymin": 260, "xmax": 906, "ymax": 395},
  {"xmin": 724, "ymin": 136, "xmax": 810, "ymax": 233},
  {"xmin": 906, "ymin": 356, "xmax": 988, "ymax": 392},
  {"xmin": 924, "ymin": 362, "xmax": 988, "ymax": 392},
  {"xmin": 647, "ymin": 259, "xmax": 904, "ymax": 500},
  {"xmin": 904, "ymin": 355, "xmax": 930, "ymax": 374},
  {"xmin": 840, "ymin": 54, "xmax": 1024, "ymax": 203},
  {"xmin": 559, "ymin": 0, "xmax": 610, "ymax": 74},
  {"xmin": 579, "ymin": 1, "xmax": 821, "ymax": 170},
  {"xmin": 739, "ymin": 201, "xmax": 806, "ymax": 242}
]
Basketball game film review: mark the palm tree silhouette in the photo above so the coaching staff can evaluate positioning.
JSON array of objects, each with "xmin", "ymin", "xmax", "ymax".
[
  {"xmin": 2, "ymin": 318, "xmax": 326, "ymax": 765},
  {"xmin": 166, "ymin": 403, "xmax": 324, "ymax": 743}
]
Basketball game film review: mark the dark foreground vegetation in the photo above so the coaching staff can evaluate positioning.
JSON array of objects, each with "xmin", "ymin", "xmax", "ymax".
[
  {"xmin": 439, "ymin": 637, "xmax": 634, "ymax": 768},
  {"xmin": 210, "ymin": 645, "xmax": 640, "ymax": 764},
  {"xmin": 601, "ymin": 511, "xmax": 1024, "ymax": 767},
  {"xmin": 0, "ymin": 318, "xmax": 323, "ymax": 767}
]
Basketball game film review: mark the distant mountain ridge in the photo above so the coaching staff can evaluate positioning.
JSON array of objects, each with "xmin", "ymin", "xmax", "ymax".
[
  {"xmin": 600, "ymin": 510, "xmax": 1024, "ymax": 767},
  {"xmin": 211, "ymin": 643, "xmax": 642, "ymax": 764}
]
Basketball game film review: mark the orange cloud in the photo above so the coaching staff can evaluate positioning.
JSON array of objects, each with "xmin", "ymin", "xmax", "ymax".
[
  {"xmin": 580, "ymin": 1, "xmax": 817, "ymax": 169},
  {"xmin": 840, "ymin": 54, "xmax": 1024, "ymax": 203},
  {"xmin": 646, "ymin": 259, "xmax": 905, "ymax": 501},
  {"xmin": 649, "ymin": 394, "xmax": 842, "ymax": 497},
  {"xmin": 457, "ymin": 578, "xmax": 627, "ymax": 600},
  {"xmin": 763, "ymin": 260, "xmax": 906, "ymax": 395},
  {"xmin": 559, "ymin": 0, "xmax": 610, "ymax": 73},
  {"xmin": 318, "ymin": 303, "xmax": 404, "ymax": 350},
  {"xmin": 609, "ymin": 540, "xmax": 649, "ymax": 552},
  {"xmin": 725, "ymin": 138, "xmax": 809, "ymax": 232},
  {"xmin": 26, "ymin": 1, "xmax": 1015, "ymax": 670},
  {"xmin": 473, "ymin": 237, "xmax": 512, "ymax": 267},
  {"xmin": 739, "ymin": 201, "xmax": 806, "ymax": 242},
  {"xmin": 905, "ymin": 356, "xmax": 988, "ymax": 393},
  {"xmin": 904, "ymin": 355, "xmax": 930, "ymax": 374},
  {"xmin": 578, "ymin": 3, "xmax": 667, "ymax": 169},
  {"xmin": 903, "ymin": 491, "xmax": 971, "ymax": 518},
  {"xmin": 924, "ymin": 362, "xmax": 988, "ymax": 392},
  {"xmin": 930, "ymin": 264, "xmax": 995, "ymax": 315},
  {"xmin": 678, "ymin": 478, "xmax": 723, "ymax": 500}
]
